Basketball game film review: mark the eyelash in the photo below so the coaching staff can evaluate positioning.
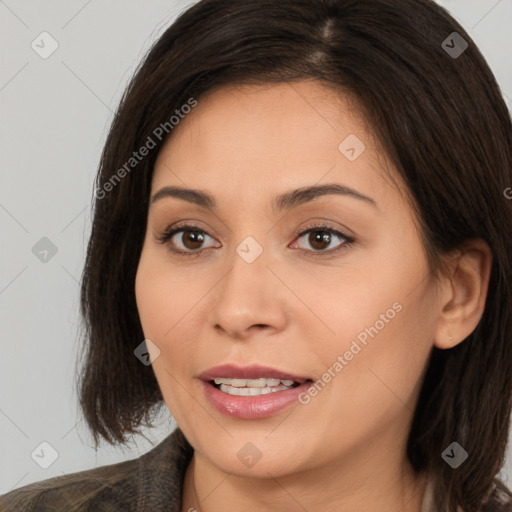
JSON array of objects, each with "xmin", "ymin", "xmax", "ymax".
[{"xmin": 156, "ymin": 222, "xmax": 355, "ymax": 259}]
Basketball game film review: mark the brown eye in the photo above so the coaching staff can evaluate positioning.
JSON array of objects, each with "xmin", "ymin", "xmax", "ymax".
[
  {"xmin": 180, "ymin": 229, "xmax": 206, "ymax": 250},
  {"xmin": 294, "ymin": 227, "xmax": 350, "ymax": 253},
  {"xmin": 157, "ymin": 224, "xmax": 220, "ymax": 256},
  {"xmin": 307, "ymin": 230, "xmax": 333, "ymax": 251},
  {"xmin": 157, "ymin": 223, "xmax": 354, "ymax": 258}
]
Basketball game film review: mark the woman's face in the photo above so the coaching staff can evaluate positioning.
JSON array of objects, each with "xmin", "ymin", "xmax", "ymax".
[{"xmin": 135, "ymin": 81, "xmax": 441, "ymax": 480}]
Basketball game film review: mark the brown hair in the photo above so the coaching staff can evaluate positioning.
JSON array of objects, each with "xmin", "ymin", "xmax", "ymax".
[{"xmin": 77, "ymin": 1, "xmax": 512, "ymax": 510}]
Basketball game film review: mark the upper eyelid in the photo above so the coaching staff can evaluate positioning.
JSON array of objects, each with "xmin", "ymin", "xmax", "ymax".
[{"xmin": 162, "ymin": 223, "xmax": 347, "ymax": 239}]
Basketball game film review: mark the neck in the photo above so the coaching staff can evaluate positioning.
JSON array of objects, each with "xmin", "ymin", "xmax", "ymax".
[{"xmin": 181, "ymin": 442, "xmax": 428, "ymax": 512}]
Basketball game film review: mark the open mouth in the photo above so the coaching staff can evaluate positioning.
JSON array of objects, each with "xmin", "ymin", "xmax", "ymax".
[
  {"xmin": 201, "ymin": 376, "xmax": 315, "ymax": 419},
  {"xmin": 209, "ymin": 378, "xmax": 311, "ymax": 397}
]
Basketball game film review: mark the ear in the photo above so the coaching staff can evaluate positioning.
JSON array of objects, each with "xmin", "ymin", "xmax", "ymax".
[{"xmin": 434, "ymin": 239, "xmax": 493, "ymax": 350}]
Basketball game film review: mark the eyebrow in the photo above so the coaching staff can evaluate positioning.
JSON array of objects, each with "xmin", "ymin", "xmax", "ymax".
[{"xmin": 150, "ymin": 183, "xmax": 378, "ymax": 211}]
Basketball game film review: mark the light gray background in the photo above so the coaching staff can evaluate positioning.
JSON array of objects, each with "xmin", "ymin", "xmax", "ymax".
[{"xmin": 1, "ymin": 0, "xmax": 511, "ymax": 495}]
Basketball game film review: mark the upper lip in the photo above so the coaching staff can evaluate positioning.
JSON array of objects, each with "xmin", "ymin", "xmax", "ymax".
[{"xmin": 198, "ymin": 364, "xmax": 311, "ymax": 383}]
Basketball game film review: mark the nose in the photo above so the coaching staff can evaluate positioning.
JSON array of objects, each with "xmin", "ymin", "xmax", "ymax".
[{"xmin": 207, "ymin": 245, "xmax": 288, "ymax": 340}]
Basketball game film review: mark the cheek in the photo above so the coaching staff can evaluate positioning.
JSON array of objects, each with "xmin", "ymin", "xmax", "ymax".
[
  {"xmin": 135, "ymin": 257, "xmax": 165, "ymax": 339},
  {"xmin": 320, "ymin": 292, "xmax": 434, "ymax": 429},
  {"xmin": 135, "ymin": 247, "xmax": 208, "ymax": 384},
  {"xmin": 135, "ymin": 250, "xmax": 194, "ymax": 413},
  {"xmin": 305, "ymin": 251, "xmax": 435, "ymax": 421},
  {"xmin": 135, "ymin": 248, "xmax": 191, "ymax": 338}
]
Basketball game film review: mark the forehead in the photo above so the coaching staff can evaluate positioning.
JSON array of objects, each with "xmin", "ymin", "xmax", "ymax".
[{"xmin": 151, "ymin": 81, "xmax": 404, "ymax": 210}]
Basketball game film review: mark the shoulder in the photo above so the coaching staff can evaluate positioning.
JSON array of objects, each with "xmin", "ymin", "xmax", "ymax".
[
  {"xmin": 0, "ymin": 455, "xmax": 140, "ymax": 512},
  {"xmin": 0, "ymin": 427, "xmax": 194, "ymax": 512}
]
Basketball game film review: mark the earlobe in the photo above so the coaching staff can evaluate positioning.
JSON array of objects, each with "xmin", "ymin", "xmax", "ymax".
[{"xmin": 433, "ymin": 239, "xmax": 493, "ymax": 350}]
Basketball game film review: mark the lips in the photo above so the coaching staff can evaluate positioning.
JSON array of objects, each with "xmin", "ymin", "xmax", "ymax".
[
  {"xmin": 198, "ymin": 363, "xmax": 311, "ymax": 383},
  {"xmin": 198, "ymin": 364, "xmax": 315, "ymax": 419}
]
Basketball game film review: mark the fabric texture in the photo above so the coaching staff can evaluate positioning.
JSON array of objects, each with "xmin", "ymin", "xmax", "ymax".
[
  {"xmin": 1, "ymin": 427, "xmax": 511, "ymax": 511},
  {"xmin": 0, "ymin": 428, "xmax": 193, "ymax": 512}
]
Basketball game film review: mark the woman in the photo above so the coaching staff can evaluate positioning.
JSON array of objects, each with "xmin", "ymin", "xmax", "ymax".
[{"xmin": 2, "ymin": 0, "xmax": 511, "ymax": 511}]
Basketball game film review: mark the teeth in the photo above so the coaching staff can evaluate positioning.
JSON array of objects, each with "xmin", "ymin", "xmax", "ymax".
[
  {"xmin": 213, "ymin": 377, "xmax": 297, "ymax": 388},
  {"xmin": 246, "ymin": 378, "xmax": 268, "ymax": 387},
  {"xmin": 218, "ymin": 384, "xmax": 292, "ymax": 396}
]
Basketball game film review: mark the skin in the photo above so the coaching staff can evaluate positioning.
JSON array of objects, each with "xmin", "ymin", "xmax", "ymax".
[{"xmin": 135, "ymin": 80, "xmax": 492, "ymax": 512}]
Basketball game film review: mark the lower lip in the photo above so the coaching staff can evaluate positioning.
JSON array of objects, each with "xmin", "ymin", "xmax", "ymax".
[{"xmin": 200, "ymin": 379, "xmax": 312, "ymax": 419}]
